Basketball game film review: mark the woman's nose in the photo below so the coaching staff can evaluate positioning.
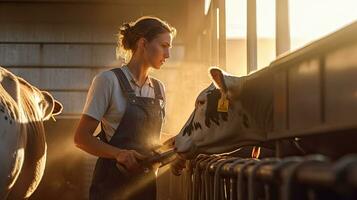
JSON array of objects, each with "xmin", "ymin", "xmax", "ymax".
[{"xmin": 164, "ymin": 49, "xmax": 170, "ymax": 59}]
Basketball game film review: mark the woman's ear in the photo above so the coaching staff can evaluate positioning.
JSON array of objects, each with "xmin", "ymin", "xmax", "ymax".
[{"xmin": 137, "ymin": 37, "xmax": 147, "ymax": 50}]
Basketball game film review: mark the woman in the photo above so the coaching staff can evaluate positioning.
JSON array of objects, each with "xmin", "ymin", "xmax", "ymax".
[{"xmin": 74, "ymin": 16, "xmax": 176, "ymax": 200}]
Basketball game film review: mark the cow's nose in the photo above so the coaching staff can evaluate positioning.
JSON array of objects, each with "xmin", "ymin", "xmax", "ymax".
[{"xmin": 175, "ymin": 136, "xmax": 193, "ymax": 153}]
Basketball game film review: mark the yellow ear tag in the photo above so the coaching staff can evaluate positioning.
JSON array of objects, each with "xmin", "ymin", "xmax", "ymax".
[{"xmin": 217, "ymin": 95, "xmax": 229, "ymax": 112}]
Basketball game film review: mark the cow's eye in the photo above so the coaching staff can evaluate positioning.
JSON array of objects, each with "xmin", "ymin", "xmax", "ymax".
[{"xmin": 197, "ymin": 100, "xmax": 205, "ymax": 105}]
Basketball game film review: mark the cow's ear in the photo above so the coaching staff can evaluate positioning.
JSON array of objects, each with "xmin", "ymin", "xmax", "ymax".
[
  {"xmin": 53, "ymin": 100, "xmax": 63, "ymax": 116},
  {"xmin": 41, "ymin": 91, "xmax": 63, "ymax": 120},
  {"xmin": 209, "ymin": 67, "xmax": 228, "ymax": 92}
]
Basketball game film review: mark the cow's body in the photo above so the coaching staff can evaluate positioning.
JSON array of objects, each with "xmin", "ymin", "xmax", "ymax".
[{"xmin": 0, "ymin": 67, "xmax": 62, "ymax": 199}]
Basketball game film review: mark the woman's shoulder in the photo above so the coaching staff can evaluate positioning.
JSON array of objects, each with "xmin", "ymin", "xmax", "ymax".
[{"xmin": 93, "ymin": 69, "xmax": 117, "ymax": 83}]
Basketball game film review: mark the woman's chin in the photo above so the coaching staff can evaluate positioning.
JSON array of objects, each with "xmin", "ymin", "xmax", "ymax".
[{"xmin": 152, "ymin": 64, "xmax": 163, "ymax": 70}]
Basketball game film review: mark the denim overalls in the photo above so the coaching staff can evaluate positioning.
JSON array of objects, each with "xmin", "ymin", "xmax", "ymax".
[{"xmin": 89, "ymin": 68, "xmax": 164, "ymax": 200}]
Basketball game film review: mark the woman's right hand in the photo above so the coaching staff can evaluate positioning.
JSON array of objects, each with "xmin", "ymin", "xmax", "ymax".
[
  {"xmin": 115, "ymin": 149, "xmax": 146, "ymax": 172},
  {"xmin": 170, "ymin": 156, "xmax": 186, "ymax": 176}
]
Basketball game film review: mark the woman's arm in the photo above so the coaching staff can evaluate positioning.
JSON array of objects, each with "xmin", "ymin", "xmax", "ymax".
[{"xmin": 74, "ymin": 114, "xmax": 144, "ymax": 171}]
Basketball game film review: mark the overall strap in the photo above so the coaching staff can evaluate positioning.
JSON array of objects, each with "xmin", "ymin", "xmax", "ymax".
[
  {"xmin": 97, "ymin": 122, "xmax": 109, "ymax": 143},
  {"xmin": 111, "ymin": 68, "xmax": 135, "ymax": 97},
  {"xmin": 151, "ymin": 78, "xmax": 165, "ymax": 118},
  {"xmin": 150, "ymin": 77, "xmax": 164, "ymax": 100}
]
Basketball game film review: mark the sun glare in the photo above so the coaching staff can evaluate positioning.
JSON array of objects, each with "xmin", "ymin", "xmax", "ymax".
[
  {"xmin": 226, "ymin": 0, "xmax": 357, "ymax": 44},
  {"xmin": 225, "ymin": 0, "xmax": 357, "ymax": 74}
]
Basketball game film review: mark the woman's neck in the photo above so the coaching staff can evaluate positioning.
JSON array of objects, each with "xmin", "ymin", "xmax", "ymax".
[{"xmin": 126, "ymin": 59, "xmax": 150, "ymax": 87}]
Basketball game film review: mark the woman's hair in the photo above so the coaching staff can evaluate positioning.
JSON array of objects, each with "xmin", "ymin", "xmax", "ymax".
[{"xmin": 116, "ymin": 16, "xmax": 176, "ymax": 62}]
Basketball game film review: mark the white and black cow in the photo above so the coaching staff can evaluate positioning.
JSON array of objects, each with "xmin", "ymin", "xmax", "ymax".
[
  {"xmin": 174, "ymin": 67, "xmax": 273, "ymax": 159},
  {"xmin": 174, "ymin": 67, "xmax": 357, "ymax": 160},
  {"xmin": 0, "ymin": 67, "xmax": 62, "ymax": 199}
]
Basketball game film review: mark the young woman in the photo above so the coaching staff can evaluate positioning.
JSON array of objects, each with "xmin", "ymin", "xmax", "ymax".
[{"xmin": 74, "ymin": 16, "xmax": 176, "ymax": 200}]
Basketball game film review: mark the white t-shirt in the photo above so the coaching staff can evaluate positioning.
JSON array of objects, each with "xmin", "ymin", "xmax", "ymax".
[{"xmin": 83, "ymin": 66, "xmax": 165, "ymax": 141}]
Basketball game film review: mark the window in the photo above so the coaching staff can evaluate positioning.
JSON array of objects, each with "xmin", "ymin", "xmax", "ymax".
[{"xmin": 289, "ymin": 0, "xmax": 357, "ymax": 50}]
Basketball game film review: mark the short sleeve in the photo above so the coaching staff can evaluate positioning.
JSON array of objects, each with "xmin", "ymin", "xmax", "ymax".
[{"xmin": 82, "ymin": 72, "xmax": 113, "ymax": 121}]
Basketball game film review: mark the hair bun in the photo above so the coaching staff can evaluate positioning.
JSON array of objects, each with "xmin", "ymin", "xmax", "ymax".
[{"xmin": 120, "ymin": 23, "xmax": 135, "ymax": 50}]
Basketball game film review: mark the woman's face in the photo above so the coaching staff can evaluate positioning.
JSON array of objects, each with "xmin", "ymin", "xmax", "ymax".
[{"xmin": 144, "ymin": 32, "xmax": 173, "ymax": 69}]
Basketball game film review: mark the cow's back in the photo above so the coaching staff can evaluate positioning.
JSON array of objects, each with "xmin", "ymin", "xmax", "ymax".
[{"xmin": 0, "ymin": 67, "xmax": 26, "ymax": 199}]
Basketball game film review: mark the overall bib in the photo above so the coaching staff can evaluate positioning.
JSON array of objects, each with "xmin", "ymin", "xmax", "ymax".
[{"xmin": 89, "ymin": 68, "xmax": 164, "ymax": 200}]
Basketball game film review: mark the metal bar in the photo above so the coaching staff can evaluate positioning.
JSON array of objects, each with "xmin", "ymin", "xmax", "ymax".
[
  {"xmin": 275, "ymin": 0, "xmax": 291, "ymax": 57},
  {"xmin": 211, "ymin": 0, "xmax": 219, "ymax": 66},
  {"xmin": 247, "ymin": 0, "xmax": 257, "ymax": 73},
  {"xmin": 218, "ymin": 0, "xmax": 226, "ymax": 69},
  {"xmin": 268, "ymin": 123, "xmax": 357, "ymax": 140},
  {"xmin": 215, "ymin": 158, "xmax": 340, "ymax": 188}
]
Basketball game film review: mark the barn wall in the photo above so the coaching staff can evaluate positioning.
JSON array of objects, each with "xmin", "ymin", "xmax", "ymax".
[{"xmin": 0, "ymin": 1, "xmax": 192, "ymax": 199}]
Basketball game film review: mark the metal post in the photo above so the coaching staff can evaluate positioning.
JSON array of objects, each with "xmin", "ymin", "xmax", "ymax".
[
  {"xmin": 218, "ymin": 0, "xmax": 226, "ymax": 69},
  {"xmin": 276, "ymin": 0, "xmax": 291, "ymax": 57},
  {"xmin": 247, "ymin": 0, "xmax": 257, "ymax": 73},
  {"xmin": 211, "ymin": 0, "xmax": 219, "ymax": 66}
]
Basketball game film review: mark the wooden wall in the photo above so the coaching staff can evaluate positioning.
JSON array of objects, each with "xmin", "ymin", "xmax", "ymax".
[{"xmin": 0, "ymin": 1, "xmax": 191, "ymax": 199}]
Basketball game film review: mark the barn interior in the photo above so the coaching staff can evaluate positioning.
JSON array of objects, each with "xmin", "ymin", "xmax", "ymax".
[{"xmin": 1, "ymin": 0, "xmax": 357, "ymax": 199}]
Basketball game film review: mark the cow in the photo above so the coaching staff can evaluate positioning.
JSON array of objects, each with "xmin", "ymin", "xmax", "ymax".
[
  {"xmin": 0, "ymin": 67, "xmax": 63, "ymax": 199},
  {"xmin": 167, "ymin": 67, "xmax": 318, "ymax": 162},
  {"xmin": 173, "ymin": 67, "xmax": 295, "ymax": 160},
  {"xmin": 173, "ymin": 67, "xmax": 357, "ymax": 163}
]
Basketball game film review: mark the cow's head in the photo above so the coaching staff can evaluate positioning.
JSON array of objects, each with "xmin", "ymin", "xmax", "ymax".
[
  {"xmin": 0, "ymin": 67, "xmax": 63, "ymax": 123},
  {"xmin": 174, "ymin": 67, "xmax": 268, "ymax": 159}
]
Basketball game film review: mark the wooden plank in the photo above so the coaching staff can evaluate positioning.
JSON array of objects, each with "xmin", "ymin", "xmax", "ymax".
[
  {"xmin": 42, "ymin": 44, "xmax": 115, "ymax": 66},
  {"xmin": 51, "ymin": 91, "xmax": 87, "ymax": 114},
  {"xmin": 0, "ymin": 3, "xmax": 182, "ymax": 25},
  {"xmin": 7, "ymin": 68, "xmax": 101, "ymax": 90},
  {"xmin": 0, "ymin": 23, "xmax": 117, "ymax": 43},
  {"xmin": 1, "ymin": 44, "xmax": 184, "ymax": 67},
  {"xmin": 0, "ymin": 44, "xmax": 41, "ymax": 66}
]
